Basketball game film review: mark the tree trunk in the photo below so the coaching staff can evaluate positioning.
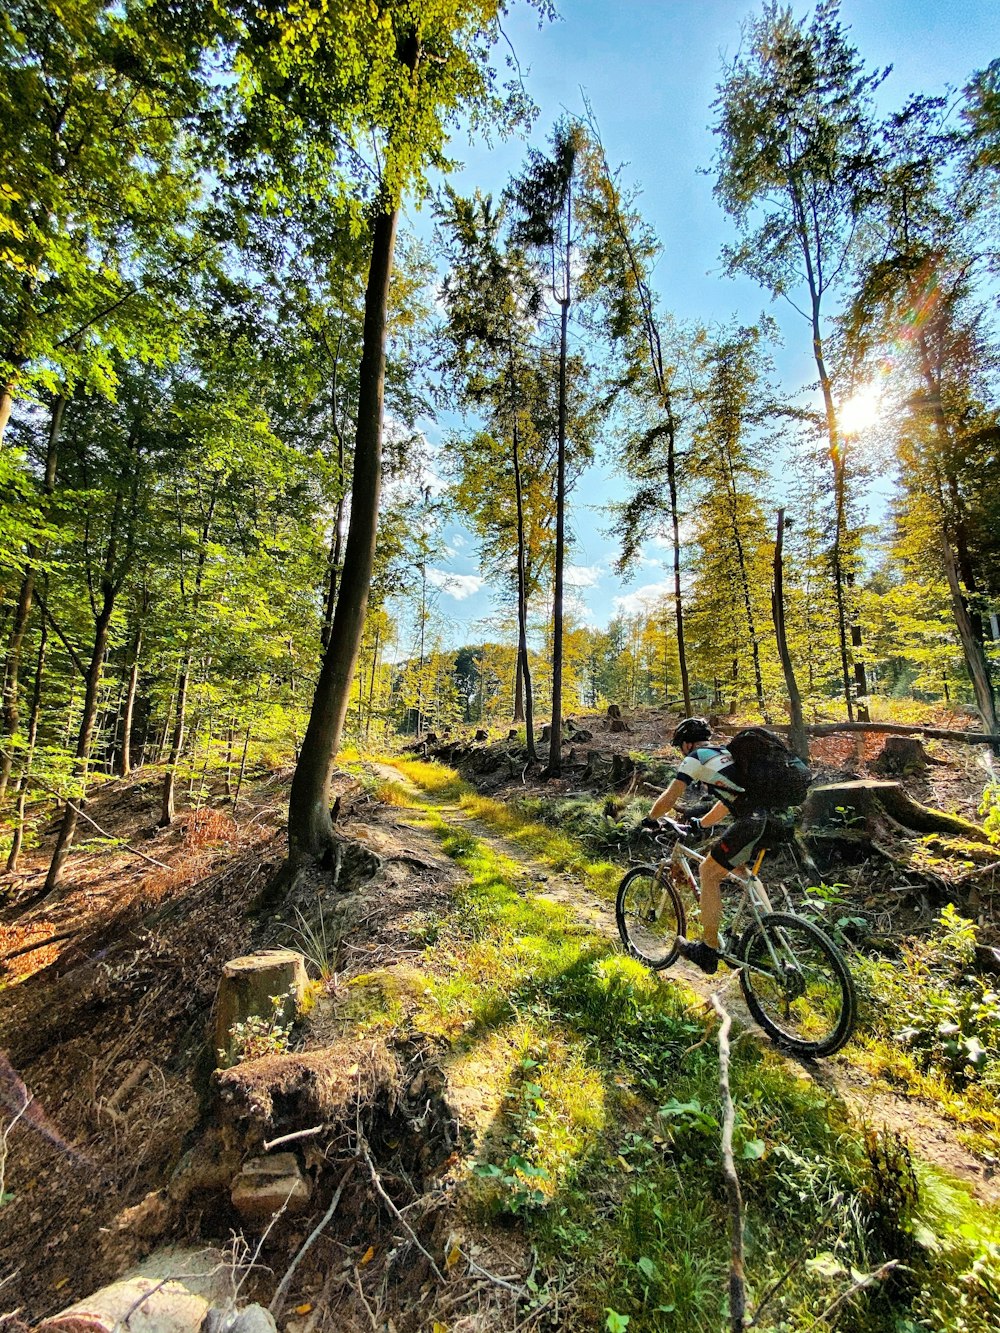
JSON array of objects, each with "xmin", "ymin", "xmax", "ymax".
[
  {"xmin": 511, "ymin": 409, "xmax": 535, "ymax": 758},
  {"xmin": 116, "ymin": 620, "xmax": 142, "ymax": 777},
  {"xmin": 0, "ymin": 381, "xmax": 16, "ymax": 447},
  {"xmin": 7, "ymin": 617, "xmax": 47, "ymax": 872},
  {"xmin": 547, "ymin": 295, "xmax": 569, "ymax": 776},
  {"xmin": 802, "ymin": 779, "xmax": 988, "ymax": 842},
  {"xmin": 771, "ymin": 509, "xmax": 808, "ymax": 760},
  {"xmin": 667, "ymin": 433, "xmax": 691, "ymax": 716},
  {"xmin": 287, "ymin": 206, "xmax": 399, "ymax": 869},
  {"xmin": 321, "ymin": 366, "xmax": 347, "ymax": 651},
  {"xmin": 160, "ymin": 654, "xmax": 191, "ymax": 826},
  {"xmin": 45, "ymin": 591, "xmax": 117, "ymax": 892},
  {"xmin": 790, "ymin": 170, "xmax": 859, "ymax": 722},
  {"xmin": 0, "ymin": 392, "xmax": 66, "ymax": 803},
  {"xmin": 940, "ymin": 530, "xmax": 997, "ymax": 739},
  {"xmin": 547, "ymin": 182, "xmax": 572, "ymax": 779}
]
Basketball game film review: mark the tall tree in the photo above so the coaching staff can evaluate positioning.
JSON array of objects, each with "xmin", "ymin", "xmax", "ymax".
[
  {"xmin": 712, "ymin": 0, "xmax": 886, "ymax": 720},
  {"xmin": 262, "ymin": 0, "xmax": 550, "ymax": 878},
  {"xmin": 581, "ymin": 112, "xmax": 694, "ymax": 714},
  {"xmin": 846, "ymin": 93, "xmax": 999, "ymax": 732},
  {"xmin": 438, "ymin": 189, "xmax": 551, "ymax": 757},
  {"xmin": 507, "ymin": 120, "xmax": 587, "ymax": 777}
]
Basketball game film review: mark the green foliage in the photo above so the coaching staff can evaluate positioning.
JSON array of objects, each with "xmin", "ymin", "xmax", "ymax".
[
  {"xmin": 859, "ymin": 906, "xmax": 1000, "ymax": 1090},
  {"xmin": 980, "ymin": 782, "xmax": 1000, "ymax": 845},
  {"xmin": 222, "ymin": 988, "xmax": 297, "ymax": 1065}
]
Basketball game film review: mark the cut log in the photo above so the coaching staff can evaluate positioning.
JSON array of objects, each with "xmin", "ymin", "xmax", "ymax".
[
  {"xmin": 231, "ymin": 1151, "xmax": 311, "ymax": 1221},
  {"xmin": 771, "ymin": 720, "xmax": 1000, "ymax": 747},
  {"xmin": 802, "ymin": 780, "xmax": 989, "ymax": 843},
  {"xmin": 37, "ymin": 1248, "xmax": 230, "ymax": 1333},
  {"xmin": 873, "ymin": 736, "xmax": 929, "ymax": 775},
  {"xmin": 215, "ymin": 950, "xmax": 308, "ymax": 1069}
]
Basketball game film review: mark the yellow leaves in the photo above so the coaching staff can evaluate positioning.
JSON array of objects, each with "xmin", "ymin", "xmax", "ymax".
[
  {"xmin": 294, "ymin": 1304, "xmax": 312, "ymax": 1315},
  {"xmin": 359, "ymin": 1245, "xmax": 375, "ymax": 1266},
  {"xmin": 444, "ymin": 1239, "xmax": 462, "ymax": 1270}
]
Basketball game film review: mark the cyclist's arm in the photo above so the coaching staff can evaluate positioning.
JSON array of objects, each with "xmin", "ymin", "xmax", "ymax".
[
  {"xmin": 700, "ymin": 799, "xmax": 730, "ymax": 829},
  {"xmin": 649, "ymin": 779, "xmax": 686, "ymax": 820}
]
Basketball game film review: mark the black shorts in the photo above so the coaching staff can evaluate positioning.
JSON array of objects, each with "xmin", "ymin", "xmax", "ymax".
[{"xmin": 709, "ymin": 809, "xmax": 768, "ymax": 870}]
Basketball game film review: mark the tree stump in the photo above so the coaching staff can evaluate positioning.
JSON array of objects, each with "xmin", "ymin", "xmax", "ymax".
[
  {"xmin": 611, "ymin": 753, "xmax": 637, "ymax": 786},
  {"xmin": 606, "ymin": 704, "xmax": 623, "ymax": 721},
  {"xmin": 540, "ymin": 724, "xmax": 551, "ymax": 743},
  {"xmin": 215, "ymin": 950, "xmax": 308, "ymax": 1068},
  {"xmin": 474, "ymin": 728, "xmax": 489, "ymax": 742},
  {"xmin": 801, "ymin": 780, "xmax": 989, "ymax": 842},
  {"xmin": 609, "ymin": 717, "xmax": 631, "ymax": 733},
  {"xmin": 507, "ymin": 728, "xmax": 518, "ymax": 741},
  {"xmin": 873, "ymin": 736, "xmax": 929, "ymax": 775}
]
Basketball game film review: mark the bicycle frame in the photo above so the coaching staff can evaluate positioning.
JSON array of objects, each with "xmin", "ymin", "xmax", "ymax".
[{"xmin": 653, "ymin": 836, "xmax": 785, "ymax": 972}]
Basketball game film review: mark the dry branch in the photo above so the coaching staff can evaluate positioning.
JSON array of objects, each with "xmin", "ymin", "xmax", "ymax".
[
  {"xmin": 270, "ymin": 1161, "xmax": 355, "ymax": 1319},
  {"xmin": 710, "ymin": 994, "xmax": 747, "ymax": 1332}
]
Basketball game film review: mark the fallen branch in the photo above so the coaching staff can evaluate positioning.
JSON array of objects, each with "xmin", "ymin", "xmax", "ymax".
[
  {"xmin": 263, "ymin": 1125, "xmax": 325, "ymax": 1152},
  {"xmin": 748, "ymin": 1194, "xmax": 843, "ymax": 1327},
  {"xmin": 807, "ymin": 1260, "xmax": 899, "ymax": 1328},
  {"xmin": 360, "ymin": 1139, "xmax": 444, "ymax": 1284},
  {"xmin": 105, "ymin": 1059, "xmax": 151, "ymax": 1114},
  {"xmin": 2, "ymin": 927, "xmax": 83, "ymax": 962},
  {"xmin": 19, "ymin": 774, "xmax": 171, "ymax": 871},
  {"xmin": 270, "ymin": 1161, "xmax": 355, "ymax": 1319},
  {"xmin": 710, "ymin": 994, "xmax": 747, "ymax": 1333}
]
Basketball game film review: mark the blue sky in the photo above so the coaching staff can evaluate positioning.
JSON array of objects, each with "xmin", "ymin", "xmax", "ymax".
[{"xmin": 391, "ymin": 0, "xmax": 1000, "ymax": 655}]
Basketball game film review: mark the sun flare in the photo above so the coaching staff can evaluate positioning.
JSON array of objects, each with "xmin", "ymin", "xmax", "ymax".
[{"xmin": 839, "ymin": 384, "xmax": 882, "ymax": 435}]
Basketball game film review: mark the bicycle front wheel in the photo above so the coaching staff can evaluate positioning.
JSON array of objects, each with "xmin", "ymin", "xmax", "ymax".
[
  {"xmin": 616, "ymin": 865, "xmax": 685, "ymax": 969},
  {"xmin": 737, "ymin": 912, "xmax": 856, "ymax": 1056}
]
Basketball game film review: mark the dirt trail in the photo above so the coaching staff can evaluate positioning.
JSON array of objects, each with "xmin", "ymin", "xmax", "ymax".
[{"xmin": 376, "ymin": 761, "xmax": 1000, "ymax": 1207}]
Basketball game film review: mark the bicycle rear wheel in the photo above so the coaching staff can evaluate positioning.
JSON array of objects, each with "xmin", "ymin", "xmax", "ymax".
[
  {"xmin": 616, "ymin": 865, "xmax": 685, "ymax": 969},
  {"xmin": 737, "ymin": 912, "xmax": 856, "ymax": 1056}
]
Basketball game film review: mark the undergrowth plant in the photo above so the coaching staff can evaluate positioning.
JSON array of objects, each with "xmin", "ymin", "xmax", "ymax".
[
  {"xmin": 223, "ymin": 988, "xmax": 297, "ymax": 1064},
  {"xmin": 857, "ymin": 905, "xmax": 1000, "ymax": 1094}
]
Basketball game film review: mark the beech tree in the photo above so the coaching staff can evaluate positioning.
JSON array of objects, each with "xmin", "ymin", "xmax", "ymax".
[{"xmin": 846, "ymin": 94, "xmax": 999, "ymax": 732}]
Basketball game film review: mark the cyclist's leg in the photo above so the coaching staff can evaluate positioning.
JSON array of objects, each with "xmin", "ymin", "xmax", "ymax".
[
  {"xmin": 697, "ymin": 855, "xmax": 727, "ymax": 949},
  {"xmin": 700, "ymin": 810, "xmax": 768, "ymax": 947}
]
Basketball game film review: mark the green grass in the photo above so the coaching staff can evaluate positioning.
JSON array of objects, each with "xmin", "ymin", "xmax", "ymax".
[{"xmin": 360, "ymin": 756, "xmax": 1000, "ymax": 1331}]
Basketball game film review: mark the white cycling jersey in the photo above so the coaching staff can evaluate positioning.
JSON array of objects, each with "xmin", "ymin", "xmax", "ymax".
[{"xmin": 675, "ymin": 745, "xmax": 745, "ymax": 801}]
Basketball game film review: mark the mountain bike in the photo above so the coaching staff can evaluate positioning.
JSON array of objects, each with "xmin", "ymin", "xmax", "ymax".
[{"xmin": 616, "ymin": 817, "xmax": 857, "ymax": 1056}]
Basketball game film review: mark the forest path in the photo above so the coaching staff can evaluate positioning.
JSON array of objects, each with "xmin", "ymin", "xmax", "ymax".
[{"xmin": 373, "ymin": 760, "xmax": 1000, "ymax": 1207}]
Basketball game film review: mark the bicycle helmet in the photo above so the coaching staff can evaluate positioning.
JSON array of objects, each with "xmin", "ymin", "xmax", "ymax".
[{"xmin": 672, "ymin": 716, "xmax": 712, "ymax": 748}]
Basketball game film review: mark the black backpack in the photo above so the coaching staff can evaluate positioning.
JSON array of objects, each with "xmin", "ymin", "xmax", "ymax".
[{"xmin": 726, "ymin": 727, "xmax": 814, "ymax": 810}]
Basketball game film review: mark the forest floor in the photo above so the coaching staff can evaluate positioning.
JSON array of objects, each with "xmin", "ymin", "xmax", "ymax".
[{"xmin": 2, "ymin": 706, "xmax": 1000, "ymax": 1331}]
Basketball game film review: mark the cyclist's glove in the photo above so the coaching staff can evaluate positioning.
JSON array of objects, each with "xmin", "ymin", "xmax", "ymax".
[
  {"xmin": 639, "ymin": 816, "xmax": 661, "ymax": 832},
  {"xmin": 682, "ymin": 816, "xmax": 703, "ymax": 840}
]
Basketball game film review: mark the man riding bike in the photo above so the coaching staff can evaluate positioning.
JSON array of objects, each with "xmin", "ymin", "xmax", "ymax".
[{"xmin": 646, "ymin": 716, "xmax": 769, "ymax": 975}]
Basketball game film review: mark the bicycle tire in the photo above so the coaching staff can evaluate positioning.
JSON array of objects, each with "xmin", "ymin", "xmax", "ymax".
[
  {"xmin": 737, "ymin": 912, "xmax": 856, "ymax": 1056},
  {"xmin": 616, "ymin": 864, "xmax": 686, "ymax": 969}
]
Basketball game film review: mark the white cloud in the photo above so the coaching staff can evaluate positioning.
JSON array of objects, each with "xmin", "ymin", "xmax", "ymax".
[
  {"xmin": 636, "ymin": 547, "xmax": 663, "ymax": 570},
  {"xmin": 426, "ymin": 569, "xmax": 484, "ymax": 601},
  {"xmin": 613, "ymin": 580, "xmax": 673, "ymax": 617},
  {"xmin": 565, "ymin": 563, "xmax": 602, "ymax": 589}
]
